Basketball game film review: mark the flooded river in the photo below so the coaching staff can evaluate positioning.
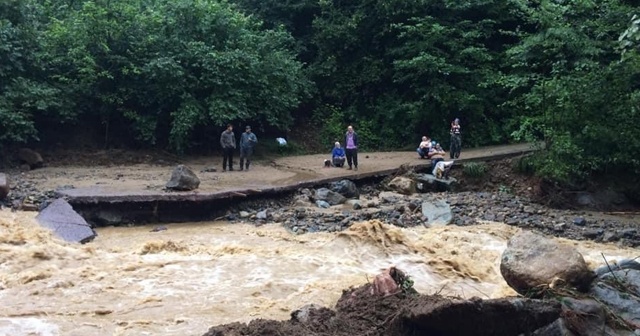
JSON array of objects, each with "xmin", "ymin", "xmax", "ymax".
[{"xmin": 0, "ymin": 210, "xmax": 636, "ymax": 336}]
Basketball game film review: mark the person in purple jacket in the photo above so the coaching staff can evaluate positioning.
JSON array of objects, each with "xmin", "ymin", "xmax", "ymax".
[{"xmin": 345, "ymin": 125, "xmax": 359, "ymax": 171}]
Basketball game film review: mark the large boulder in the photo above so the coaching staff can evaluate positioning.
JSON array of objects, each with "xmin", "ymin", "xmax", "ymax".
[
  {"xmin": 165, "ymin": 165, "xmax": 200, "ymax": 191},
  {"xmin": 421, "ymin": 199, "xmax": 453, "ymax": 226},
  {"xmin": 18, "ymin": 148, "xmax": 44, "ymax": 169},
  {"xmin": 36, "ymin": 199, "xmax": 97, "ymax": 243},
  {"xmin": 0, "ymin": 173, "xmax": 8, "ymax": 200},
  {"xmin": 500, "ymin": 231, "xmax": 594, "ymax": 296},
  {"xmin": 314, "ymin": 188, "xmax": 346, "ymax": 205},
  {"xmin": 388, "ymin": 176, "xmax": 416, "ymax": 195},
  {"xmin": 329, "ymin": 179, "xmax": 359, "ymax": 198}
]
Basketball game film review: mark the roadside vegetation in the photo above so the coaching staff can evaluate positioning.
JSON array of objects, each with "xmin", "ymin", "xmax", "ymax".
[{"xmin": 1, "ymin": 0, "xmax": 640, "ymax": 189}]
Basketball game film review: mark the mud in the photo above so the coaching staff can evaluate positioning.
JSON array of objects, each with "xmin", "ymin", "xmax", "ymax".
[{"xmin": 203, "ymin": 284, "xmax": 561, "ymax": 336}]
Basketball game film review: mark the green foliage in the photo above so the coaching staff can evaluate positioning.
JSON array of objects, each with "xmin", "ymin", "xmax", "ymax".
[{"xmin": 463, "ymin": 162, "xmax": 488, "ymax": 178}]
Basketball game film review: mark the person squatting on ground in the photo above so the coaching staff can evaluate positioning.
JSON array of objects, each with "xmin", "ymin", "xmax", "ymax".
[
  {"xmin": 417, "ymin": 136, "xmax": 432, "ymax": 159},
  {"xmin": 239, "ymin": 125, "xmax": 257, "ymax": 171},
  {"xmin": 220, "ymin": 124, "xmax": 236, "ymax": 172},
  {"xmin": 332, "ymin": 142, "xmax": 346, "ymax": 167},
  {"xmin": 450, "ymin": 118, "xmax": 462, "ymax": 159},
  {"xmin": 345, "ymin": 125, "xmax": 359, "ymax": 171}
]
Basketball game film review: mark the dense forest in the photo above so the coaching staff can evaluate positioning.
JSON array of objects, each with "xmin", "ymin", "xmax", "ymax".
[{"xmin": 1, "ymin": 0, "xmax": 639, "ymax": 186}]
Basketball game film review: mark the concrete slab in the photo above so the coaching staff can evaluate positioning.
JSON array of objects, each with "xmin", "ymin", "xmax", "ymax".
[{"xmin": 36, "ymin": 199, "xmax": 97, "ymax": 243}]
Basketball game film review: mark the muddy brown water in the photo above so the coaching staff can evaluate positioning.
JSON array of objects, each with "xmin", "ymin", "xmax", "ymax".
[{"xmin": 0, "ymin": 210, "xmax": 636, "ymax": 336}]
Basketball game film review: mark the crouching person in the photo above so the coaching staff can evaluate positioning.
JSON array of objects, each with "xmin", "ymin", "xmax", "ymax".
[
  {"xmin": 417, "ymin": 136, "xmax": 431, "ymax": 159},
  {"xmin": 332, "ymin": 142, "xmax": 346, "ymax": 167},
  {"xmin": 432, "ymin": 159, "xmax": 454, "ymax": 179}
]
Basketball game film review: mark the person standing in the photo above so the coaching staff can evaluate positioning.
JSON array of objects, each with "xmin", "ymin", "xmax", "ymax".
[
  {"xmin": 345, "ymin": 125, "xmax": 359, "ymax": 171},
  {"xmin": 239, "ymin": 125, "xmax": 257, "ymax": 171},
  {"xmin": 450, "ymin": 118, "xmax": 462, "ymax": 159},
  {"xmin": 220, "ymin": 124, "xmax": 236, "ymax": 171}
]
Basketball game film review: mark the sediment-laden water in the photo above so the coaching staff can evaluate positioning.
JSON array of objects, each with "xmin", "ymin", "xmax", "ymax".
[{"xmin": 0, "ymin": 210, "xmax": 636, "ymax": 336}]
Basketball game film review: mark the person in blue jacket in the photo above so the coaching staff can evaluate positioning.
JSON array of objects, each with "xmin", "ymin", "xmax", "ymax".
[{"xmin": 332, "ymin": 142, "xmax": 346, "ymax": 167}]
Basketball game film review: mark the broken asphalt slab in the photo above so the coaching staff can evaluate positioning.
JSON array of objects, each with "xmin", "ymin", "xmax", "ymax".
[{"xmin": 36, "ymin": 198, "xmax": 97, "ymax": 243}]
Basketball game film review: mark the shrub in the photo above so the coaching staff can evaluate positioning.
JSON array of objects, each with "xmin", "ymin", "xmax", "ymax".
[{"xmin": 463, "ymin": 162, "xmax": 488, "ymax": 178}]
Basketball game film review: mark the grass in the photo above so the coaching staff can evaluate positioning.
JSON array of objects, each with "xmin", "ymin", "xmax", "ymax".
[{"xmin": 462, "ymin": 162, "xmax": 488, "ymax": 178}]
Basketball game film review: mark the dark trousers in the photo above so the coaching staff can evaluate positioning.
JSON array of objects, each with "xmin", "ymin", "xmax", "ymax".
[
  {"xmin": 222, "ymin": 147, "xmax": 234, "ymax": 170},
  {"xmin": 333, "ymin": 157, "xmax": 345, "ymax": 167},
  {"xmin": 346, "ymin": 148, "xmax": 358, "ymax": 168},
  {"xmin": 239, "ymin": 147, "xmax": 253, "ymax": 169}
]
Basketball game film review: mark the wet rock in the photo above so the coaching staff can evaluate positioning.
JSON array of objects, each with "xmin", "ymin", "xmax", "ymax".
[
  {"xmin": 18, "ymin": 148, "xmax": 44, "ymax": 169},
  {"xmin": 421, "ymin": 199, "xmax": 453, "ymax": 226},
  {"xmin": 36, "ymin": 198, "xmax": 97, "ymax": 243},
  {"xmin": 391, "ymin": 297, "xmax": 561, "ymax": 336},
  {"xmin": 532, "ymin": 318, "xmax": 575, "ymax": 336},
  {"xmin": 500, "ymin": 231, "xmax": 594, "ymax": 296},
  {"xmin": 316, "ymin": 200, "xmax": 330, "ymax": 209},
  {"xmin": 388, "ymin": 176, "xmax": 416, "ymax": 195},
  {"xmin": 573, "ymin": 217, "xmax": 587, "ymax": 226},
  {"xmin": 165, "ymin": 165, "xmax": 200, "ymax": 191},
  {"xmin": 583, "ymin": 229, "xmax": 603, "ymax": 239},
  {"xmin": 345, "ymin": 199, "xmax": 362, "ymax": 210},
  {"xmin": 314, "ymin": 188, "xmax": 346, "ymax": 205},
  {"xmin": 256, "ymin": 210, "xmax": 268, "ymax": 220},
  {"xmin": 557, "ymin": 297, "xmax": 620, "ymax": 336},
  {"xmin": 0, "ymin": 173, "xmax": 8, "ymax": 200},
  {"xmin": 378, "ymin": 191, "xmax": 404, "ymax": 204},
  {"xmin": 94, "ymin": 210, "xmax": 123, "ymax": 226},
  {"xmin": 590, "ymin": 269, "xmax": 640, "ymax": 327},
  {"xmin": 330, "ymin": 179, "xmax": 359, "ymax": 198}
]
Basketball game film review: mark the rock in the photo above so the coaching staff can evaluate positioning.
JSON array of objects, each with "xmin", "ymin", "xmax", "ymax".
[
  {"xmin": 590, "ymin": 269, "xmax": 640, "ymax": 328},
  {"xmin": 329, "ymin": 179, "xmax": 359, "ymax": 198},
  {"xmin": 414, "ymin": 173, "xmax": 458, "ymax": 192},
  {"xmin": 290, "ymin": 304, "xmax": 334, "ymax": 325},
  {"xmin": 500, "ymin": 231, "xmax": 594, "ymax": 296},
  {"xmin": 576, "ymin": 192, "xmax": 595, "ymax": 206},
  {"xmin": 150, "ymin": 226, "xmax": 168, "ymax": 232},
  {"xmin": 0, "ymin": 173, "xmax": 8, "ymax": 200},
  {"xmin": 35, "ymin": 199, "xmax": 97, "ymax": 243},
  {"xmin": 421, "ymin": 200, "xmax": 453, "ymax": 226},
  {"xmin": 583, "ymin": 229, "xmax": 603, "ymax": 239},
  {"xmin": 201, "ymin": 166, "xmax": 217, "ymax": 173},
  {"xmin": 391, "ymin": 297, "xmax": 561, "ymax": 336},
  {"xmin": 557, "ymin": 298, "xmax": 620, "ymax": 336},
  {"xmin": 573, "ymin": 217, "xmax": 587, "ymax": 226},
  {"xmin": 378, "ymin": 191, "xmax": 404, "ymax": 203},
  {"xmin": 532, "ymin": 318, "xmax": 575, "ymax": 336},
  {"xmin": 256, "ymin": 210, "xmax": 268, "ymax": 220},
  {"xmin": 345, "ymin": 199, "xmax": 362, "ymax": 210},
  {"xmin": 18, "ymin": 148, "xmax": 44, "ymax": 169},
  {"xmin": 314, "ymin": 188, "xmax": 346, "ymax": 205},
  {"xmin": 316, "ymin": 200, "xmax": 330, "ymax": 209},
  {"xmin": 388, "ymin": 176, "xmax": 416, "ymax": 195},
  {"xmin": 239, "ymin": 211, "xmax": 250, "ymax": 218},
  {"xmin": 165, "ymin": 165, "xmax": 200, "ymax": 191},
  {"xmin": 94, "ymin": 210, "xmax": 123, "ymax": 226}
]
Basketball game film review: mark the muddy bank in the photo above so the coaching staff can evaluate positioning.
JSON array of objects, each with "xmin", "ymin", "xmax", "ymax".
[{"xmin": 204, "ymin": 284, "xmax": 560, "ymax": 336}]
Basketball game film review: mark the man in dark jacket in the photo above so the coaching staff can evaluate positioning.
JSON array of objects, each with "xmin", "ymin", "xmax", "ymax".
[
  {"xmin": 239, "ymin": 125, "xmax": 257, "ymax": 171},
  {"xmin": 345, "ymin": 125, "xmax": 359, "ymax": 171},
  {"xmin": 220, "ymin": 124, "xmax": 236, "ymax": 171}
]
